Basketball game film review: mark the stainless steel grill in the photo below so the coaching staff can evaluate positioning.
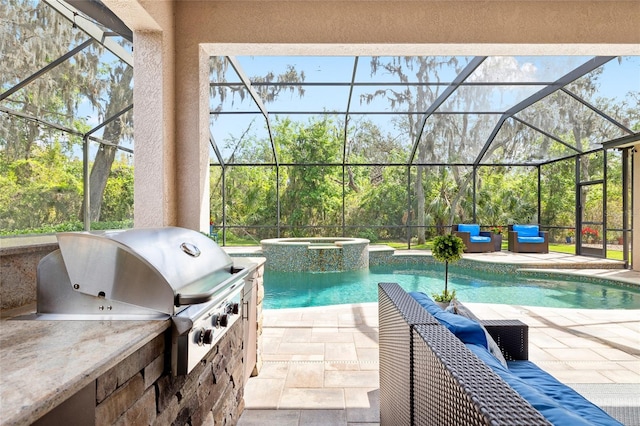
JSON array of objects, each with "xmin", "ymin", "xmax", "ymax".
[{"xmin": 34, "ymin": 227, "xmax": 259, "ymax": 375}]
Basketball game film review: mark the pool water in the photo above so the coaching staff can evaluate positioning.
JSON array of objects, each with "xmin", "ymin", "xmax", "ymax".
[{"xmin": 263, "ymin": 264, "xmax": 640, "ymax": 310}]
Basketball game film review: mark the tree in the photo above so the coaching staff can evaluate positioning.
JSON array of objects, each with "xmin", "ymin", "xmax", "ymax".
[
  {"xmin": 1, "ymin": 0, "xmax": 134, "ymax": 227},
  {"xmin": 364, "ymin": 57, "xmax": 466, "ymax": 244},
  {"xmin": 430, "ymin": 233, "xmax": 465, "ymax": 303},
  {"xmin": 82, "ymin": 64, "xmax": 133, "ymax": 222},
  {"xmin": 276, "ymin": 117, "xmax": 343, "ymax": 235},
  {"xmin": 0, "ymin": 139, "xmax": 83, "ymax": 230},
  {"xmin": 1, "ymin": 0, "xmax": 89, "ymax": 160},
  {"xmin": 364, "ymin": 57, "xmax": 542, "ymax": 242}
]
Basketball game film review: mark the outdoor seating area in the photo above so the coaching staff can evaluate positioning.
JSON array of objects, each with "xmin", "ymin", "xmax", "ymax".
[
  {"xmin": 378, "ymin": 282, "xmax": 623, "ymax": 425},
  {"xmin": 454, "ymin": 223, "xmax": 550, "ymax": 254}
]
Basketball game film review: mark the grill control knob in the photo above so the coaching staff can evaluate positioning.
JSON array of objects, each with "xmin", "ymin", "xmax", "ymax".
[
  {"xmin": 231, "ymin": 303, "xmax": 239, "ymax": 315},
  {"xmin": 219, "ymin": 314, "xmax": 228, "ymax": 327},
  {"xmin": 198, "ymin": 328, "xmax": 214, "ymax": 346}
]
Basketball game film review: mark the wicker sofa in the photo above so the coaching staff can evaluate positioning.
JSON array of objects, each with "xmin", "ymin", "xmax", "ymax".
[{"xmin": 378, "ymin": 282, "xmax": 621, "ymax": 425}]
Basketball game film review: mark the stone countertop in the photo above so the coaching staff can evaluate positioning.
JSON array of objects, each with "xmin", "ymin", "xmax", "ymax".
[
  {"xmin": 0, "ymin": 312, "xmax": 170, "ymax": 426},
  {"xmin": 0, "ymin": 235, "xmax": 58, "ymax": 255}
]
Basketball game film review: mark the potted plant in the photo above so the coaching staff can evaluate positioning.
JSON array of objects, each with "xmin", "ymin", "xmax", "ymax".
[
  {"xmin": 566, "ymin": 229, "xmax": 574, "ymax": 243},
  {"xmin": 490, "ymin": 226, "xmax": 503, "ymax": 251},
  {"xmin": 430, "ymin": 233, "xmax": 465, "ymax": 307},
  {"xmin": 581, "ymin": 227, "xmax": 599, "ymax": 244}
]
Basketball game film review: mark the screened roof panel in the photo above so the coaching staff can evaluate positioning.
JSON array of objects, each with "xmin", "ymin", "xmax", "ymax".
[
  {"xmin": 3, "ymin": 45, "xmax": 131, "ymax": 133},
  {"xmin": 356, "ymin": 56, "xmax": 473, "ymax": 84},
  {"xmin": 210, "ymin": 57, "xmax": 243, "ymax": 83},
  {"xmin": 5, "ymin": 2, "xmax": 639, "ymax": 175},
  {"xmin": 1, "ymin": 1, "xmax": 93, "ymax": 91},
  {"xmin": 482, "ymin": 118, "xmax": 577, "ymax": 165},
  {"xmin": 235, "ymin": 56, "xmax": 356, "ymax": 83},
  {"xmin": 346, "ymin": 114, "xmax": 417, "ymax": 163},
  {"xmin": 466, "ymin": 56, "xmax": 593, "ymax": 83},
  {"xmin": 210, "ymin": 113, "xmax": 273, "ymax": 164},
  {"xmin": 515, "ymin": 90, "xmax": 630, "ymax": 151},
  {"xmin": 203, "ymin": 54, "xmax": 640, "ymax": 167},
  {"xmin": 565, "ymin": 57, "xmax": 640, "ymax": 133},
  {"xmin": 258, "ymin": 84, "xmax": 351, "ymax": 113},
  {"xmin": 210, "ymin": 85, "xmax": 261, "ymax": 113},
  {"xmin": 350, "ymin": 85, "xmax": 440, "ymax": 113},
  {"xmin": 413, "ymin": 114, "xmax": 504, "ymax": 164},
  {"xmin": 439, "ymin": 85, "xmax": 544, "ymax": 113}
]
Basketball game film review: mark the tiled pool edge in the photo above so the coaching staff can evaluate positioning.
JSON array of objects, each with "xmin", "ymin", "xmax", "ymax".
[
  {"xmin": 227, "ymin": 246, "xmax": 638, "ymax": 290},
  {"xmin": 259, "ymin": 237, "xmax": 369, "ymax": 272}
]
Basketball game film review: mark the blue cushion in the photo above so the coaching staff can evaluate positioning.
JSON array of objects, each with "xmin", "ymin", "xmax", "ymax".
[
  {"xmin": 470, "ymin": 235, "xmax": 491, "ymax": 243},
  {"xmin": 457, "ymin": 224, "xmax": 479, "ymax": 237},
  {"xmin": 409, "ymin": 292, "xmax": 487, "ymax": 348},
  {"xmin": 508, "ymin": 361, "xmax": 622, "ymax": 425},
  {"xmin": 518, "ymin": 236, "xmax": 545, "ymax": 244},
  {"xmin": 513, "ymin": 224, "xmax": 539, "ymax": 237},
  {"xmin": 466, "ymin": 344, "xmax": 620, "ymax": 425}
]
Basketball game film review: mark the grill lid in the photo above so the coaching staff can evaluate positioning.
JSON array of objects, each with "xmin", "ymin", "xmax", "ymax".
[{"xmin": 57, "ymin": 227, "xmax": 235, "ymax": 314}]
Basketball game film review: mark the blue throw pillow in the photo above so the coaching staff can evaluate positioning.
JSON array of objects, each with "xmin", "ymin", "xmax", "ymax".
[
  {"xmin": 409, "ymin": 292, "xmax": 488, "ymax": 348},
  {"xmin": 432, "ymin": 310, "xmax": 488, "ymax": 348},
  {"xmin": 408, "ymin": 291, "xmax": 442, "ymax": 316},
  {"xmin": 447, "ymin": 300, "xmax": 508, "ymax": 368}
]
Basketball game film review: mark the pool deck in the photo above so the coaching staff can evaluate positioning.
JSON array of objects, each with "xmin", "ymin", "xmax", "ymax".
[{"xmin": 238, "ymin": 250, "xmax": 640, "ymax": 426}]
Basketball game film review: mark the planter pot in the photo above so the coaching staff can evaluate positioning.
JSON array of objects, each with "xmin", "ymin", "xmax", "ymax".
[
  {"xmin": 436, "ymin": 301, "xmax": 451, "ymax": 310},
  {"xmin": 566, "ymin": 236, "xmax": 573, "ymax": 243},
  {"xmin": 493, "ymin": 235, "xmax": 503, "ymax": 252}
]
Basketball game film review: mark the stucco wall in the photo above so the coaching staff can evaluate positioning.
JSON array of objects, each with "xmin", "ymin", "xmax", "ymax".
[{"xmin": 174, "ymin": 1, "xmax": 640, "ymax": 45}]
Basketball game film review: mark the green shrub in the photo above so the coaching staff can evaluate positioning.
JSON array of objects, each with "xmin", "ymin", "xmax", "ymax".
[{"xmin": 431, "ymin": 233, "xmax": 465, "ymax": 303}]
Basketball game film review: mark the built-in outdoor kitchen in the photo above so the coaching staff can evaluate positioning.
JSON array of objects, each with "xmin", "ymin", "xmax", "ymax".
[{"xmin": 0, "ymin": 227, "xmax": 265, "ymax": 425}]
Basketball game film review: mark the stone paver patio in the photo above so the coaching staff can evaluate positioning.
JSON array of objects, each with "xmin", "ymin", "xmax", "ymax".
[{"xmin": 238, "ymin": 251, "xmax": 640, "ymax": 425}]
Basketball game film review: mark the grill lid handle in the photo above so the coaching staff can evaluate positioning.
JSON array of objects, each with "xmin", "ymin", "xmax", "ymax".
[{"xmin": 176, "ymin": 266, "xmax": 249, "ymax": 306}]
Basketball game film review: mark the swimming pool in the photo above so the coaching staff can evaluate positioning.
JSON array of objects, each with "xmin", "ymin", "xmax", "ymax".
[{"xmin": 263, "ymin": 264, "xmax": 640, "ymax": 310}]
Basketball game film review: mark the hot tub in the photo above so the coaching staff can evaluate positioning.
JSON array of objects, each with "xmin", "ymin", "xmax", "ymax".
[{"xmin": 260, "ymin": 237, "xmax": 369, "ymax": 272}]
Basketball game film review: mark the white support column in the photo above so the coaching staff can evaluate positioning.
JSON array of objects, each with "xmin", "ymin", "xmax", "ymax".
[
  {"xmin": 633, "ymin": 145, "xmax": 639, "ymax": 271},
  {"xmin": 104, "ymin": 1, "xmax": 177, "ymax": 228},
  {"xmin": 132, "ymin": 31, "xmax": 176, "ymax": 227}
]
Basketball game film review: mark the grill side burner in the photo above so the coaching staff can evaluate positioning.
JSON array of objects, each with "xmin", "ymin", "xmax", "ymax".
[{"xmin": 33, "ymin": 226, "xmax": 259, "ymax": 375}]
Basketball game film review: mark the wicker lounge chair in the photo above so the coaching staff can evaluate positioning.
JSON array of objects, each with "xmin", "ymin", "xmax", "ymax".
[
  {"xmin": 453, "ymin": 224, "xmax": 494, "ymax": 253},
  {"xmin": 508, "ymin": 224, "xmax": 549, "ymax": 253}
]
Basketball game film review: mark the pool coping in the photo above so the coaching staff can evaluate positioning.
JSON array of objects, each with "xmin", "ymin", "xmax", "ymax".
[{"xmin": 224, "ymin": 245, "xmax": 639, "ymax": 290}]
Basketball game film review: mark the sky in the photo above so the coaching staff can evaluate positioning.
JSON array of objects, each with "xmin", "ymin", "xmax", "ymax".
[{"xmin": 208, "ymin": 55, "xmax": 639, "ymax": 163}]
